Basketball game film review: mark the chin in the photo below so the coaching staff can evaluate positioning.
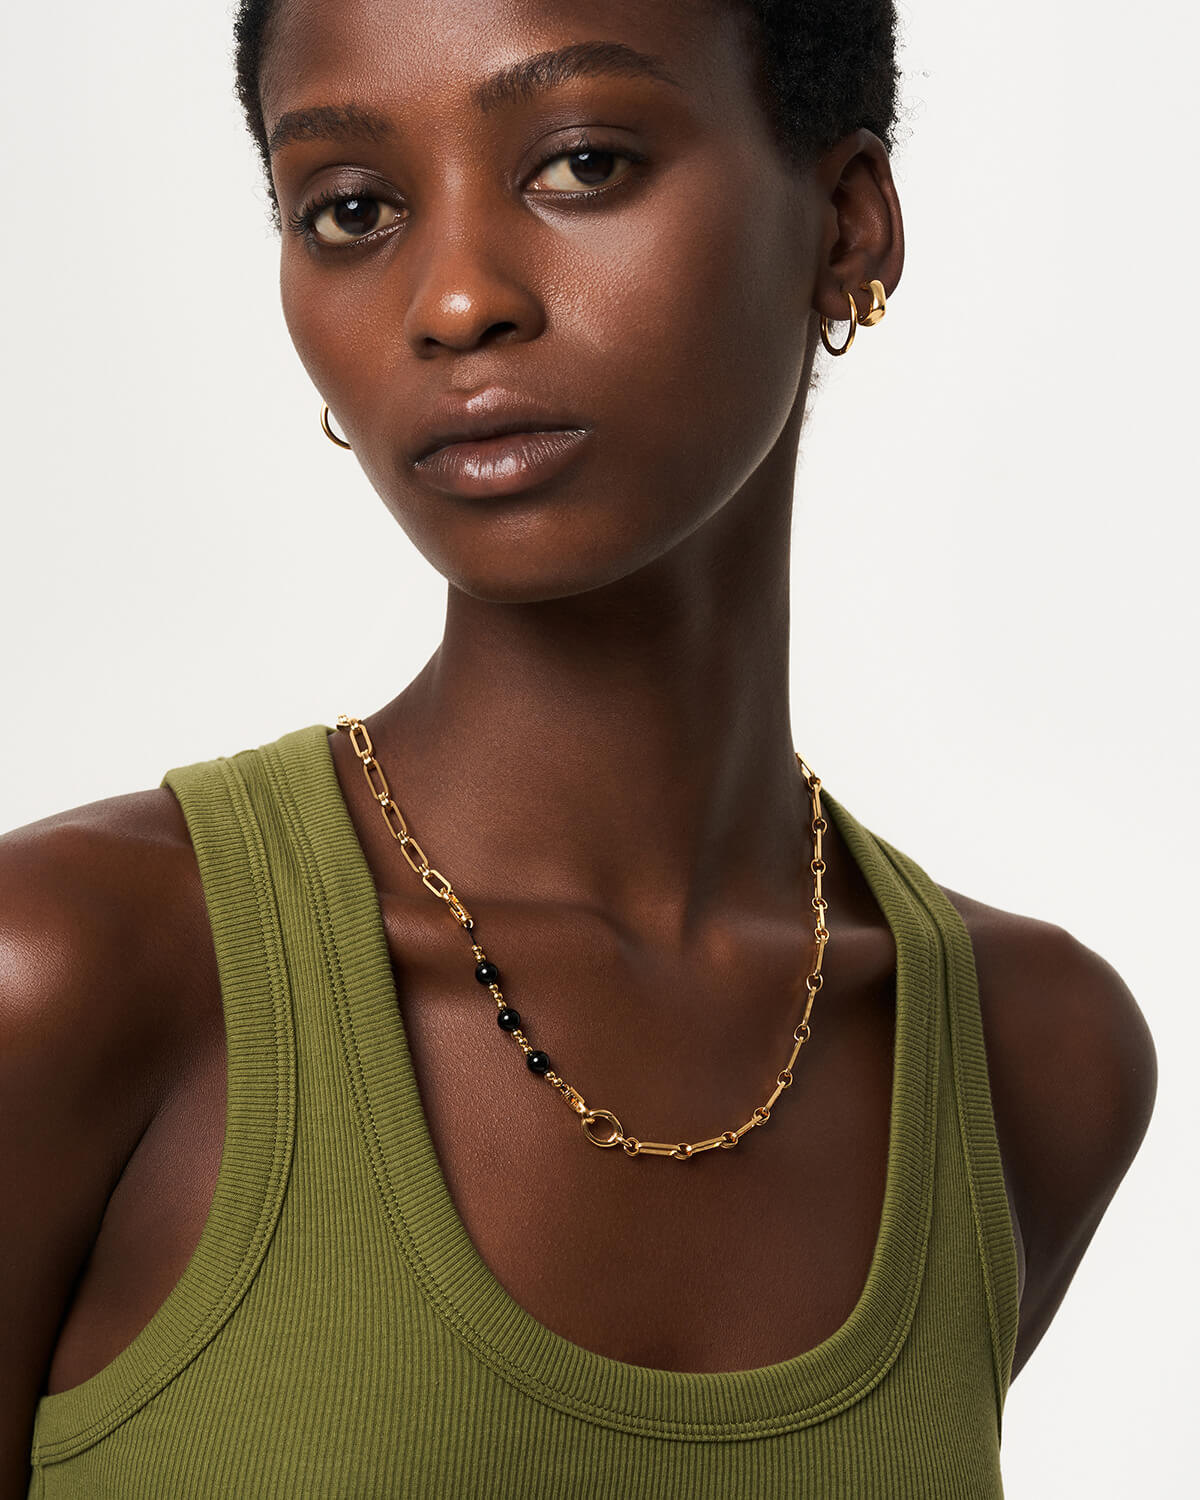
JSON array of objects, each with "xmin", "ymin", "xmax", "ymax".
[{"xmin": 439, "ymin": 553, "xmax": 644, "ymax": 605}]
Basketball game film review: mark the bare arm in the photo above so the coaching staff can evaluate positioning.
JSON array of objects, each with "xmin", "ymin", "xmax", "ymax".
[
  {"xmin": 0, "ymin": 803, "xmax": 178, "ymax": 1496},
  {"xmin": 944, "ymin": 891, "xmax": 1158, "ymax": 1380}
]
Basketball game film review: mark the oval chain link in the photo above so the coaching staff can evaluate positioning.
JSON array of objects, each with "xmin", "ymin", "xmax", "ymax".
[{"xmin": 336, "ymin": 714, "xmax": 828, "ymax": 1159}]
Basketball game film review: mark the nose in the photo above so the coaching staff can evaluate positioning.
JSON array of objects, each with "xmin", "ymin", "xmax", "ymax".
[{"xmin": 400, "ymin": 200, "xmax": 546, "ymax": 356}]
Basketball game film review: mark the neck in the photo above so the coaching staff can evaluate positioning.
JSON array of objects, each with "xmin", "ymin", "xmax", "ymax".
[{"xmin": 361, "ymin": 431, "xmax": 816, "ymax": 951}]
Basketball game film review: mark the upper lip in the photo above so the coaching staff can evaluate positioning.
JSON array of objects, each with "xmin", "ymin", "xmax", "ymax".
[{"xmin": 409, "ymin": 389, "xmax": 589, "ymax": 464}]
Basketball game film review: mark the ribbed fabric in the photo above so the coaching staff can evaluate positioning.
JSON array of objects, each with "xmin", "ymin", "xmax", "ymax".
[{"xmin": 27, "ymin": 723, "xmax": 1020, "ymax": 1498}]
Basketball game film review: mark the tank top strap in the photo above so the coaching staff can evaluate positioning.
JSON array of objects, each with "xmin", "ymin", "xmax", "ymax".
[
  {"xmin": 29, "ymin": 738, "xmax": 298, "ymax": 1464},
  {"xmin": 867, "ymin": 830, "xmax": 1021, "ymax": 1408}
]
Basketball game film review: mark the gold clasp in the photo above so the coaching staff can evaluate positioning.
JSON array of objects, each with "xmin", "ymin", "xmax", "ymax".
[{"xmin": 581, "ymin": 1108, "xmax": 623, "ymax": 1147}]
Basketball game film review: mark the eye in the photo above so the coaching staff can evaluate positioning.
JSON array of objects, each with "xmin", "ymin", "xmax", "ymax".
[
  {"xmin": 529, "ymin": 141, "xmax": 640, "ymax": 197},
  {"xmin": 290, "ymin": 190, "xmax": 401, "ymax": 247}
]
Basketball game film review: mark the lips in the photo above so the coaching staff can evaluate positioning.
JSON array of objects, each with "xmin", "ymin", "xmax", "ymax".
[
  {"xmin": 408, "ymin": 389, "xmax": 589, "ymax": 465},
  {"xmin": 412, "ymin": 427, "xmax": 593, "ymax": 498},
  {"xmin": 415, "ymin": 420, "xmax": 584, "ymax": 463}
]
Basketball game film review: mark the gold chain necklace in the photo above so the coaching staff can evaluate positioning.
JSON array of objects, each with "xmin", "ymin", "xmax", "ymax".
[{"xmin": 336, "ymin": 714, "xmax": 830, "ymax": 1160}]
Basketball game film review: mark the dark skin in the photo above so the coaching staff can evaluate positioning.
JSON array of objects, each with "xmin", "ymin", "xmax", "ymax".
[{"xmin": 0, "ymin": 1, "xmax": 1157, "ymax": 1491}]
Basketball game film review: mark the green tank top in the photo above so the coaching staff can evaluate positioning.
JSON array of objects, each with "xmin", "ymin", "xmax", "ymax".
[{"xmin": 27, "ymin": 723, "xmax": 1020, "ymax": 1498}]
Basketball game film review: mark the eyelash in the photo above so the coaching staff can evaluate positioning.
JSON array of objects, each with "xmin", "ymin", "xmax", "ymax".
[{"xmin": 285, "ymin": 135, "xmax": 647, "ymax": 249}]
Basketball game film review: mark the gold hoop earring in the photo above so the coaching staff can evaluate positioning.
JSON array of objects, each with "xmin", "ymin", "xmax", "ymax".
[
  {"xmin": 820, "ymin": 289, "xmax": 859, "ymax": 357},
  {"xmin": 320, "ymin": 402, "xmax": 352, "ymax": 450}
]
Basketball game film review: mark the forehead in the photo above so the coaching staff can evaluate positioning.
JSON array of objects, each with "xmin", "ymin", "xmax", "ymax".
[{"xmin": 260, "ymin": 0, "xmax": 757, "ymax": 138}]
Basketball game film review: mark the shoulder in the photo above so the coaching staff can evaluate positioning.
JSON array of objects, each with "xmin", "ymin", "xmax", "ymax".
[
  {"xmin": 938, "ymin": 885, "xmax": 1157, "ymax": 1182},
  {"xmin": 0, "ymin": 785, "xmax": 216, "ymax": 1457},
  {"xmin": 937, "ymin": 883, "xmax": 1157, "ymax": 1374},
  {"xmin": 0, "ymin": 784, "xmax": 213, "ymax": 1125}
]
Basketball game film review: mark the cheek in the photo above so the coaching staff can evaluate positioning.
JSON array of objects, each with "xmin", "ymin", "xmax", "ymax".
[
  {"xmin": 279, "ymin": 258, "xmax": 320, "ymax": 382},
  {"xmin": 561, "ymin": 166, "xmax": 812, "ymax": 519},
  {"xmin": 279, "ymin": 256, "xmax": 382, "ymax": 412}
]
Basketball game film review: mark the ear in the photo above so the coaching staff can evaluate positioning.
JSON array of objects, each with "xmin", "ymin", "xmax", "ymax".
[{"xmin": 811, "ymin": 129, "xmax": 905, "ymax": 325}]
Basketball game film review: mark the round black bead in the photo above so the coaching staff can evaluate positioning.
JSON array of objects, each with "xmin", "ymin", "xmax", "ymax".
[
  {"xmin": 526, "ymin": 1050, "xmax": 551, "ymax": 1075},
  {"xmin": 497, "ymin": 1007, "xmax": 521, "ymax": 1032},
  {"xmin": 475, "ymin": 960, "xmax": 500, "ymax": 986}
]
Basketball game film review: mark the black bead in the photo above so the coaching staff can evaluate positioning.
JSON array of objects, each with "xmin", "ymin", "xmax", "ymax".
[
  {"xmin": 475, "ymin": 960, "xmax": 500, "ymax": 986},
  {"xmin": 526, "ymin": 1050, "xmax": 551, "ymax": 1075},
  {"xmin": 497, "ymin": 1007, "xmax": 521, "ymax": 1032}
]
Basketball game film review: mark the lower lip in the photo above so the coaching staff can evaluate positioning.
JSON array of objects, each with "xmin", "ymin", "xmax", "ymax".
[{"xmin": 413, "ymin": 428, "xmax": 592, "ymax": 497}]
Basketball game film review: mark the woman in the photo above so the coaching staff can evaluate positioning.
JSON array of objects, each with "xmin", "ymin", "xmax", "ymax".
[{"xmin": 4, "ymin": 1, "xmax": 1156, "ymax": 1495}]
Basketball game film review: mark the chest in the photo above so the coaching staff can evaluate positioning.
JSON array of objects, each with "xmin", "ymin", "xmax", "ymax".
[
  {"xmin": 395, "ymin": 963, "xmax": 898, "ymax": 1372},
  {"xmin": 392, "ymin": 883, "xmax": 915, "ymax": 1362},
  {"xmin": 41, "ymin": 901, "xmax": 902, "ymax": 1395}
]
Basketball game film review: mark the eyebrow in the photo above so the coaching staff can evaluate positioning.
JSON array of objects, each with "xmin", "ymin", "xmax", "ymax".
[{"xmin": 266, "ymin": 40, "xmax": 684, "ymax": 157}]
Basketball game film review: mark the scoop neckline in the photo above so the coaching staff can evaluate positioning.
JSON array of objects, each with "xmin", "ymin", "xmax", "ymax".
[{"xmin": 289, "ymin": 722, "xmax": 943, "ymax": 1441}]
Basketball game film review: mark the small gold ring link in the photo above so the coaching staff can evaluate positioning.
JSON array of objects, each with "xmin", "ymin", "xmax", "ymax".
[
  {"xmin": 421, "ymin": 867, "xmax": 455, "ymax": 901},
  {"xmin": 398, "ymin": 834, "xmax": 432, "ymax": 876},
  {"xmin": 380, "ymin": 800, "xmax": 410, "ymax": 842},
  {"xmin": 581, "ymin": 1108, "xmax": 624, "ymax": 1147},
  {"xmin": 347, "ymin": 721, "xmax": 374, "ymax": 760},
  {"xmin": 362, "ymin": 758, "xmax": 391, "ymax": 804}
]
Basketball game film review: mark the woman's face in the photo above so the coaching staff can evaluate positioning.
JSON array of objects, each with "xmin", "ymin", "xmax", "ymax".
[{"xmin": 263, "ymin": 0, "xmax": 826, "ymax": 601}]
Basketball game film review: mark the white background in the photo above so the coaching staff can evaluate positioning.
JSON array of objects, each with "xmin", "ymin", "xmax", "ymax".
[{"xmin": 2, "ymin": 2, "xmax": 1195, "ymax": 1491}]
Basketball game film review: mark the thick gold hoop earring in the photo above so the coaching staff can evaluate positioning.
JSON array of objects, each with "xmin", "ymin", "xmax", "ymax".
[
  {"xmin": 321, "ymin": 402, "xmax": 352, "ymax": 450},
  {"xmin": 820, "ymin": 289, "xmax": 859, "ymax": 356},
  {"xmin": 860, "ymin": 278, "xmax": 887, "ymax": 327}
]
